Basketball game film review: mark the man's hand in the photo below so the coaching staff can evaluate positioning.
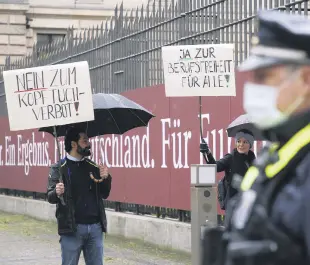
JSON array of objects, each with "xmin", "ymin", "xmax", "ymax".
[
  {"xmin": 56, "ymin": 183, "xmax": 65, "ymax": 196},
  {"xmin": 99, "ymin": 164, "xmax": 109, "ymax": 179}
]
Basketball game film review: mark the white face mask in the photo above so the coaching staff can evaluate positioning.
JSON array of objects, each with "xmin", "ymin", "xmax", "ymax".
[{"xmin": 243, "ymin": 71, "xmax": 304, "ymax": 130}]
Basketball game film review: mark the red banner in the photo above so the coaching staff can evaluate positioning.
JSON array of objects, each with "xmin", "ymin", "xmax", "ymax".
[{"xmin": 0, "ymin": 71, "xmax": 263, "ymax": 212}]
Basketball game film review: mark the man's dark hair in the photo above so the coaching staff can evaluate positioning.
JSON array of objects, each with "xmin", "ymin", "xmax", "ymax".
[{"xmin": 64, "ymin": 127, "xmax": 85, "ymax": 153}]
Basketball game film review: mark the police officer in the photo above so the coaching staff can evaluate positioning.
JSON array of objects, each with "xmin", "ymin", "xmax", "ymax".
[{"xmin": 202, "ymin": 10, "xmax": 310, "ymax": 265}]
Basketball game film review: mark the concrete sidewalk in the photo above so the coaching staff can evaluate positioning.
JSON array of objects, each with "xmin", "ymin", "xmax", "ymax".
[
  {"xmin": 0, "ymin": 212, "xmax": 191, "ymax": 265},
  {"xmin": 0, "ymin": 195, "xmax": 191, "ymax": 253}
]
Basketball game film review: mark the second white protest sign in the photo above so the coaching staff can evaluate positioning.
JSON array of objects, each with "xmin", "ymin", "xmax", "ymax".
[
  {"xmin": 3, "ymin": 61, "xmax": 94, "ymax": 131},
  {"xmin": 162, "ymin": 44, "xmax": 236, "ymax": 97}
]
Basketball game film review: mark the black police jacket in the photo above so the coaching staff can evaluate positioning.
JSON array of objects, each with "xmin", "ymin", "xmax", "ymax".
[
  {"xmin": 47, "ymin": 158, "xmax": 112, "ymax": 235},
  {"xmin": 261, "ymin": 111, "xmax": 310, "ymax": 263},
  {"xmin": 204, "ymin": 111, "xmax": 310, "ymax": 265}
]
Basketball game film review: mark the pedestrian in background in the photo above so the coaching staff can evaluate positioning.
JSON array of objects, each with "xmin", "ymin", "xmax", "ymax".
[{"xmin": 47, "ymin": 127, "xmax": 112, "ymax": 265}]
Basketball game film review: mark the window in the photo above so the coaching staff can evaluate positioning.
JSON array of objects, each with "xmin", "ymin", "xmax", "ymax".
[
  {"xmin": 37, "ymin": 33, "xmax": 66, "ymax": 46},
  {"xmin": 36, "ymin": 33, "xmax": 66, "ymax": 59}
]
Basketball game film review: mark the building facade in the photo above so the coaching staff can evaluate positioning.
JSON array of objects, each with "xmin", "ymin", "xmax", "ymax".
[{"xmin": 0, "ymin": 0, "xmax": 152, "ymax": 67}]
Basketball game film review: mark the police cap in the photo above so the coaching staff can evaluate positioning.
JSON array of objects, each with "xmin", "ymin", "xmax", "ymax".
[{"xmin": 239, "ymin": 10, "xmax": 310, "ymax": 72}]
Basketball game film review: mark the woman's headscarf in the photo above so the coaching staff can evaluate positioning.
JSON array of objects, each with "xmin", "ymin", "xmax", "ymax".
[{"xmin": 235, "ymin": 130, "xmax": 254, "ymax": 148}]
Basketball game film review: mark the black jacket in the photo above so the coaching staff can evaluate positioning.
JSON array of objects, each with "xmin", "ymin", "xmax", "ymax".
[
  {"xmin": 222, "ymin": 110, "xmax": 310, "ymax": 265},
  {"xmin": 47, "ymin": 158, "xmax": 112, "ymax": 235},
  {"xmin": 263, "ymin": 110, "xmax": 310, "ymax": 263},
  {"xmin": 207, "ymin": 149, "xmax": 256, "ymax": 199}
]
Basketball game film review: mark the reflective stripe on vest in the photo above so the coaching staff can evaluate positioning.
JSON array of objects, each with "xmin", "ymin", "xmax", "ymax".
[{"xmin": 241, "ymin": 124, "xmax": 310, "ymax": 191}]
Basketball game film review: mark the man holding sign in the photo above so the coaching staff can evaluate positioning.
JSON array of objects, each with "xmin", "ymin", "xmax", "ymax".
[
  {"xmin": 47, "ymin": 127, "xmax": 112, "ymax": 265},
  {"xmin": 3, "ymin": 60, "xmax": 155, "ymax": 265},
  {"xmin": 3, "ymin": 61, "xmax": 111, "ymax": 265}
]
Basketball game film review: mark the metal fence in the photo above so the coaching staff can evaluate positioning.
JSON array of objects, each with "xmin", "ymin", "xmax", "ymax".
[
  {"xmin": 0, "ymin": 0, "xmax": 309, "ymax": 94},
  {"xmin": 0, "ymin": 0, "xmax": 309, "ymax": 222}
]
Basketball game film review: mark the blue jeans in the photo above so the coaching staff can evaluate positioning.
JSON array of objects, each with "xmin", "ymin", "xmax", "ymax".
[{"xmin": 60, "ymin": 223, "xmax": 104, "ymax": 265}]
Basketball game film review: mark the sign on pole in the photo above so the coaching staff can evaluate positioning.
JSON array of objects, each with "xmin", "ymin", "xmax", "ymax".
[
  {"xmin": 162, "ymin": 44, "xmax": 236, "ymax": 97},
  {"xmin": 3, "ymin": 61, "xmax": 94, "ymax": 131}
]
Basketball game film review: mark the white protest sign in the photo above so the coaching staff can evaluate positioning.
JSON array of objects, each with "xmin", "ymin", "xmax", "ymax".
[
  {"xmin": 3, "ymin": 61, "xmax": 94, "ymax": 131},
  {"xmin": 162, "ymin": 44, "xmax": 236, "ymax": 97}
]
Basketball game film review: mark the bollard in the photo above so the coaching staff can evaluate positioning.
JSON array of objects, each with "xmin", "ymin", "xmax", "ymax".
[{"xmin": 190, "ymin": 164, "xmax": 217, "ymax": 265}]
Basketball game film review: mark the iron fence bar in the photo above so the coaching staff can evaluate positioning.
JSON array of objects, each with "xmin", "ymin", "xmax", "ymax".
[
  {"xmin": 80, "ymin": 0, "xmax": 308, "ymax": 73},
  {"xmin": 0, "ymin": 0, "xmax": 304, "ymax": 84},
  {"xmin": 0, "ymin": 0, "xmax": 307, "ymax": 92},
  {"xmin": 89, "ymin": 15, "xmax": 256, "ymax": 71},
  {"xmin": 28, "ymin": 0, "xmax": 225, "ymax": 67}
]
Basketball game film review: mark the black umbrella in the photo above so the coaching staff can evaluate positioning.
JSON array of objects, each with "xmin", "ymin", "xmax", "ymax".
[
  {"xmin": 40, "ymin": 93, "xmax": 155, "ymax": 206},
  {"xmin": 39, "ymin": 93, "xmax": 155, "ymax": 138},
  {"xmin": 226, "ymin": 114, "xmax": 265, "ymax": 140}
]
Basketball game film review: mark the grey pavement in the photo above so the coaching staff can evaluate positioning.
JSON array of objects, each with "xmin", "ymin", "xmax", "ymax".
[{"xmin": 0, "ymin": 212, "xmax": 191, "ymax": 265}]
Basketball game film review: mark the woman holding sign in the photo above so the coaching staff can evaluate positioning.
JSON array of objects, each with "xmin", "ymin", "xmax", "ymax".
[{"xmin": 204, "ymin": 130, "xmax": 256, "ymax": 215}]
